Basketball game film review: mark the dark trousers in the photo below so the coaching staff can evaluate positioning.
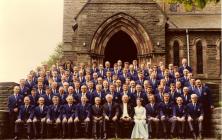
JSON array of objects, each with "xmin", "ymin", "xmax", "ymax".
[
  {"xmin": 104, "ymin": 119, "xmax": 118, "ymax": 137},
  {"xmin": 14, "ymin": 121, "xmax": 32, "ymax": 137},
  {"xmin": 74, "ymin": 120, "xmax": 89, "ymax": 137},
  {"xmin": 188, "ymin": 118, "xmax": 203, "ymax": 134},
  {"xmin": 176, "ymin": 120, "xmax": 185, "ymax": 136},
  {"xmin": 33, "ymin": 121, "xmax": 46, "ymax": 137},
  {"xmin": 119, "ymin": 119, "xmax": 134, "ymax": 138},
  {"xmin": 62, "ymin": 121, "xmax": 74, "ymax": 138},
  {"xmin": 147, "ymin": 118, "xmax": 159, "ymax": 137},
  {"xmin": 46, "ymin": 122, "xmax": 61, "ymax": 138},
  {"xmin": 160, "ymin": 116, "xmax": 176, "ymax": 134},
  {"xmin": 92, "ymin": 118, "xmax": 104, "ymax": 138},
  {"xmin": 9, "ymin": 112, "xmax": 18, "ymax": 137}
]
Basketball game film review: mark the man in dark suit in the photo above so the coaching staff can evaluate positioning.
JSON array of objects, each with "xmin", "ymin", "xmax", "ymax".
[
  {"xmin": 187, "ymin": 94, "xmax": 204, "ymax": 139},
  {"xmin": 14, "ymin": 96, "xmax": 34, "ymax": 140},
  {"xmin": 19, "ymin": 79, "xmax": 29, "ymax": 97},
  {"xmin": 173, "ymin": 96, "xmax": 187, "ymax": 138},
  {"xmin": 169, "ymin": 83, "xmax": 180, "ymax": 104},
  {"xmin": 33, "ymin": 97, "xmax": 48, "ymax": 138},
  {"xmin": 181, "ymin": 87, "xmax": 191, "ymax": 105},
  {"xmin": 97, "ymin": 64, "xmax": 106, "ymax": 78},
  {"xmin": 62, "ymin": 95, "xmax": 76, "ymax": 138},
  {"xmin": 145, "ymin": 94, "xmax": 160, "ymax": 138},
  {"xmin": 178, "ymin": 58, "xmax": 192, "ymax": 76},
  {"xmin": 57, "ymin": 86, "xmax": 67, "ymax": 105},
  {"xmin": 8, "ymin": 86, "xmax": 23, "ymax": 138},
  {"xmin": 74, "ymin": 96, "xmax": 91, "ymax": 138},
  {"xmin": 108, "ymin": 84, "xmax": 121, "ymax": 103},
  {"xmin": 91, "ymin": 97, "xmax": 104, "ymax": 139},
  {"xmin": 46, "ymin": 96, "xmax": 62, "ymax": 138},
  {"xmin": 159, "ymin": 93, "xmax": 177, "ymax": 138},
  {"xmin": 119, "ymin": 95, "xmax": 134, "ymax": 138},
  {"xmin": 28, "ymin": 88, "xmax": 39, "ymax": 106},
  {"xmin": 103, "ymin": 94, "xmax": 119, "ymax": 138},
  {"xmin": 77, "ymin": 85, "xmax": 91, "ymax": 103},
  {"xmin": 120, "ymin": 84, "xmax": 133, "ymax": 104},
  {"xmin": 91, "ymin": 84, "xmax": 106, "ymax": 105}
]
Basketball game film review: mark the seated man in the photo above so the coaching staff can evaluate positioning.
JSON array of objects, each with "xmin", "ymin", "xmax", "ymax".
[
  {"xmin": 119, "ymin": 95, "xmax": 134, "ymax": 138},
  {"xmin": 173, "ymin": 96, "xmax": 187, "ymax": 138},
  {"xmin": 74, "ymin": 96, "xmax": 91, "ymax": 138},
  {"xmin": 14, "ymin": 96, "xmax": 34, "ymax": 140},
  {"xmin": 103, "ymin": 94, "xmax": 119, "ymax": 139},
  {"xmin": 145, "ymin": 94, "xmax": 160, "ymax": 138},
  {"xmin": 46, "ymin": 96, "xmax": 62, "ymax": 138},
  {"xmin": 62, "ymin": 95, "xmax": 76, "ymax": 138},
  {"xmin": 33, "ymin": 97, "xmax": 48, "ymax": 138},
  {"xmin": 159, "ymin": 93, "xmax": 177, "ymax": 138},
  {"xmin": 91, "ymin": 97, "xmax": 104, "ymax": 139},
  {"xmin": 187, "ymin": 94, "xmax": 204, "ymax": 139}
]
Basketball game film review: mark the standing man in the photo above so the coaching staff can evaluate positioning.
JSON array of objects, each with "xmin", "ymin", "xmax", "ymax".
[{"xmin": 8, "ymin": 86, "xmax": 23, "ymax": 139}]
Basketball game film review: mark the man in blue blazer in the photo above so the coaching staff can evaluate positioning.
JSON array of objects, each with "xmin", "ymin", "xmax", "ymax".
[
  {"xmin": 33, "ymin": 97, "xmax": 48, "ymax": 138},
  {"xmin": 62, "ymin": 95, "xmax": 76, "ymax": 138},
  {"xmin": 74, "ymin": 96, "xmax": 91, "ymax": 138},
  {"xmin": 159, "ymin": 93, "xmax": 176, "ymax": 138},
  {"xmin": 46, "ymin": 96, "xmax": 62, "ymax": 138},
  {"xmin": 8, "ymin": 86, "xmax": 23, "ymax": 138},
  {"xmin": 145, "ymin": 94, "xmax": 160, "ymax": 138},
  {"xmin": 187, "ymin": 94, "xmax": 204, "ymax": 139},
  {"xmin": 173, "ymin": 96, "xmax": 187, "ymax": 138},
  {"xmin": 14, "ymin": 96, "xmax": 34, "ymax": 140}
]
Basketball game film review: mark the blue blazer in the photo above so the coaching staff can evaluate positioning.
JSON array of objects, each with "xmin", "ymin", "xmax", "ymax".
[
  {"xmin": 145, "ymin": 103, "xmax": 160, "ymax": 118},
  {"xmin": 62, "ymin": 104, "xmax": 76, "ymax": 119},
  {"xmin": 159, "ymin": 102, "xmax": 174, "ymax": 117},
  {"xmin": 18, "ymin": 105, "xmax": 34, "ymax": 120},
  {"xmin": 173, "ymin": 105, "xmax": 187, "ymax": 117},
  {"xmin": 75, "ymin": 103, "xmax": 91, "ymax": 120},
  {"xmin": 33, "ymin": 105, "xmax": 48, "ymax": 120},
  {"xmin": 186, "ymin": 103, "xmax": 204, "ymax": 119},
  {"xmin": 8, "ymin": 94, "xmax": 23, "ymax": 113},
  {"xmin": 47, "ymin": 104, "xmax": 62, "ymax": 120}
]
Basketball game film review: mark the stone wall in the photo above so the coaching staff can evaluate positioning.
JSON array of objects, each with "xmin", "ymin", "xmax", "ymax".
[
  {"xmin": 211, "ymin": 107, "xmax": 222, "ymax": 139},
  {"xmin": 0, "ymin": 82, "xmax": 18, "ymax": 139}
]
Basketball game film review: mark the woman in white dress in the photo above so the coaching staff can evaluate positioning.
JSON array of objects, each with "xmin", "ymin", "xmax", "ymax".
[{"xmin": 131, "ymin": 98, "xmax": 149, "ymax": 139}]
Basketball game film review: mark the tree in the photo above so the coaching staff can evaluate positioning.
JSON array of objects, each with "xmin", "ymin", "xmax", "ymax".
[
  {"xmin": 41, "ymin": 43, "xmax": 63, "ymax": 68},
  {"xmin": 167, "ymin": 0, "xmax": 220, "ymax": 11}
]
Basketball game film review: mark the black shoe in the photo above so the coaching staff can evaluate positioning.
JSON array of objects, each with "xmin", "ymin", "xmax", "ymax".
[
  {"xmin": 27, "ymin": 136, "xmax": 31, "ymax": 140},
  {"xmin": 94, "ymin": 135, "xmax": 97, "ymax": 139},
  {"xmin": 199, "ymin": 133, "xmax": 203, "ymax": 139},
  {"xmin": 170, "ymin": 133, "xmax": 174, "ymax": 139},
  {"xmin": 192, "ymin": 132, "xmax": 197, "ymax": 139},
  {"xmin": 13, "ymin": 136, "xmax": 18, "ymax": 140},
  {"xmin": 103, "ymin": 133, "xmax": 107, "ymax": 139}
]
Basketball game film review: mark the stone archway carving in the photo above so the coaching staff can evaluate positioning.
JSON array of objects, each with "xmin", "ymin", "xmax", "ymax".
[{"xmin": 90, "ymin": 12, "xmax": 154, "ymax": 64}]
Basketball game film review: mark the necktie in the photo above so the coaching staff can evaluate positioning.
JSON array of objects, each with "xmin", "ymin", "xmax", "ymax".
[
  {"xmin": 40, "ymin": 106, "xmax": 43, "ymax": 113},
  {"xmin": 108, "ymin": 103, "xmax": 112, "ymax": 116},
  {"xmin": 194, "ymin": 103, "xmax": 196, "ymax": 110}
]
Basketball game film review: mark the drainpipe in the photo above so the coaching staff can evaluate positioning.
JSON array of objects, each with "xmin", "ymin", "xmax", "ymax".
[{"xmin": 186, "ymin": 29, "xmax": 190, "ymax": 66}]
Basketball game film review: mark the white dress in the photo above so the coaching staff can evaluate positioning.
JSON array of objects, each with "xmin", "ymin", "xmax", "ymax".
[{"xmin": 131, "ymin": 106, "xmax": 149, "ymax": 139}]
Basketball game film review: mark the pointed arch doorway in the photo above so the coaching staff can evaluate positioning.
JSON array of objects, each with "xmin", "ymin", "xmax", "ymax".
[
  {"xmin": 90, "ymin": 13, "xmax": 154, "ymax": 65},
  {"xmin": 104, "ymin": 30, "xmax": 137, "ymax": 66}
]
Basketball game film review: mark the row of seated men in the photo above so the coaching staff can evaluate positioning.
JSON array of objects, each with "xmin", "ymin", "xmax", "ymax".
[
  {"xmin": 8, "ymin": 58, "xmax": 214, "ymax": 139},
  {"xmin": 9, "ymin": 84, "xmax": 211, "ymax": 140}
]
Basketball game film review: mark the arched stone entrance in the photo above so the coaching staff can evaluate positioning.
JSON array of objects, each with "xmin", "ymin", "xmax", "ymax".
[
  {"xmin": 104, "ymin": 30, "xmax": 138, "ymax": 66},
  {"xmin": 90, "ymin": 13, "xmax": 153, "ymax": 65}
]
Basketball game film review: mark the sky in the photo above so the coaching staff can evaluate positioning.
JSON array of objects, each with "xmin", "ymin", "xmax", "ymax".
[{"xmin": 0, "ymin": 0, "xmax": 63, "ymax": 82}]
